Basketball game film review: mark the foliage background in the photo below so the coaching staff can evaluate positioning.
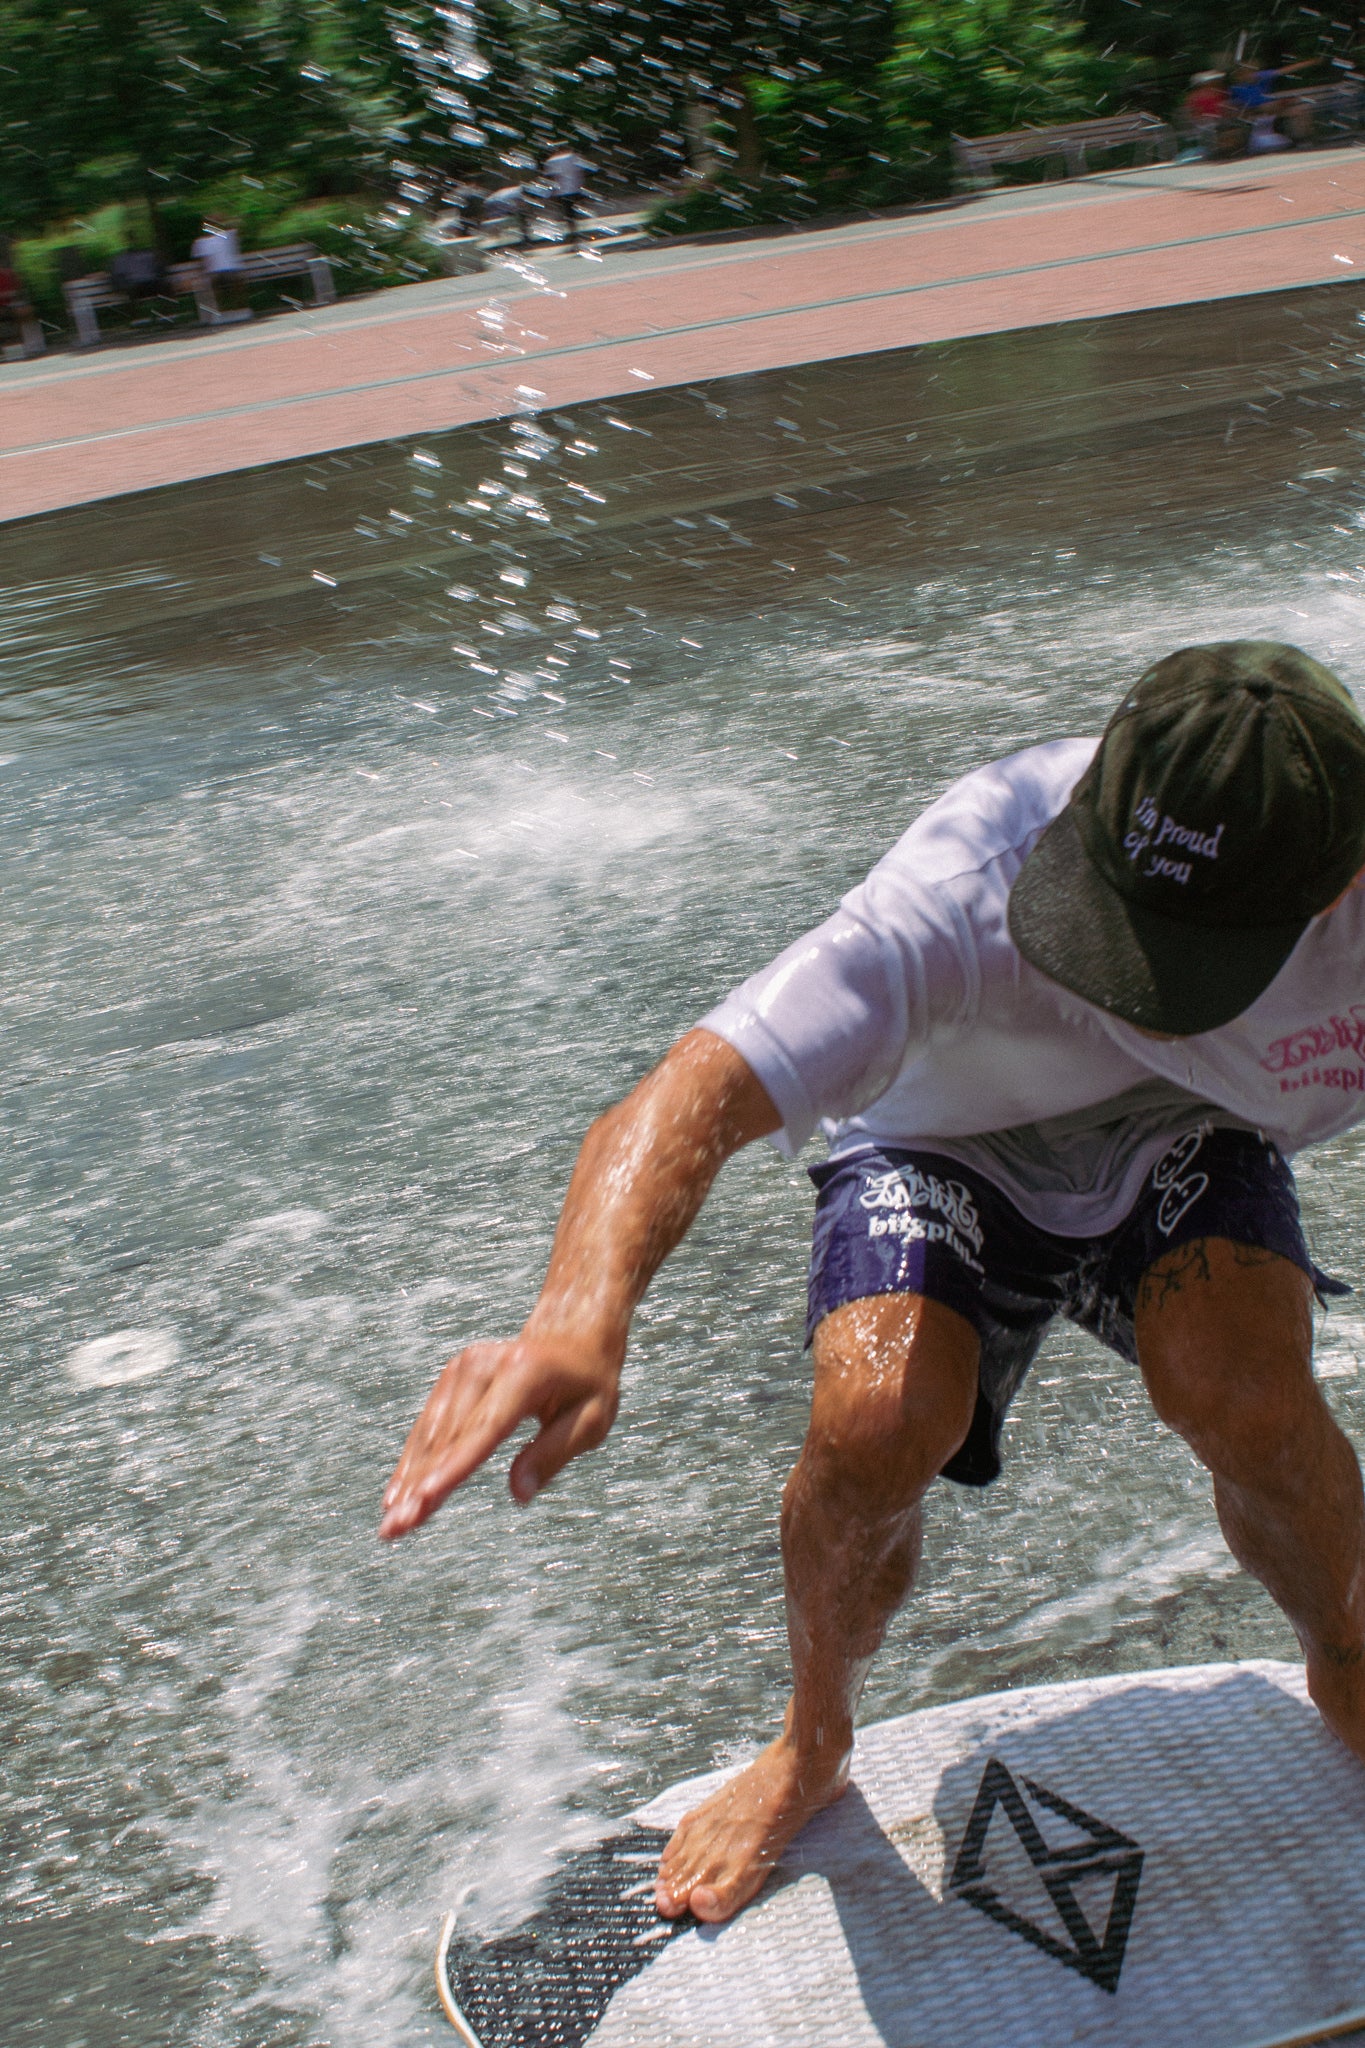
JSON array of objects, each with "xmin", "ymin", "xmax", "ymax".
[{"xmin": 3, "ymin": 1, "xmax": 1363, "ymax": 328}]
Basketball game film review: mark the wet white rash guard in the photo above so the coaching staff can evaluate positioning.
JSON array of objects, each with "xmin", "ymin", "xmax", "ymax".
[{"xmin": 700, "ymin": 738, "xmax": 1365, "ymax": 1235}]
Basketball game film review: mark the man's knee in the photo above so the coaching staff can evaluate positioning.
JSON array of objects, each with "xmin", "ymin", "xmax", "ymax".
[
  {"xmin": 806, "ymin": 1293, "xmax": 979, "ymax": 1505},
  {"xmin": 1136, "ymin": 1237, "xmax": 1317, "ymax": 1477}
]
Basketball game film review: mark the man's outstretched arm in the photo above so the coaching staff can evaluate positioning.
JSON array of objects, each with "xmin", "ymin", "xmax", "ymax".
[{"xmin": 378, "ymin": 1028, "xmax": 780, "ymax": 1539}]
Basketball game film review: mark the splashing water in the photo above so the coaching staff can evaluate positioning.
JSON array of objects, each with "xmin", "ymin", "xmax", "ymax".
[{"xmin": 5, "ymin": 290, "xmax": 1365, "ymax": 2043}]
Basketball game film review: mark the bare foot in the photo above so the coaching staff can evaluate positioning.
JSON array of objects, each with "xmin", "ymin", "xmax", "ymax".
[{"xmin": 654, "ymin": 1733, "xmax": 851, "ymax": 1925}]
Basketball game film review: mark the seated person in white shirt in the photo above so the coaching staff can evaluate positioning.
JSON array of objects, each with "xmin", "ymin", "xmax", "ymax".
[
  {"xmin": 190, "ymin": 218, "xmax": 246, "ymax": 315},
  {"xmin": 380, "ymin": 641, "xmax": 1365, "ymax": 1925}
]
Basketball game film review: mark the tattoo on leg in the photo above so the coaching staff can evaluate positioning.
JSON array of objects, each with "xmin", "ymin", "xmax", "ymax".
[
  {"xmin": 1138, "ymin": 1238, "xmax": 1213, "ymax": 1314},
  {"xmin": 1318, "ymin": 1641, "xmax": 1365, "ymax": 1671},
  {"xmin": 1230, "ymin": 1242, "xmax": 1280, "ymax": 1272}
]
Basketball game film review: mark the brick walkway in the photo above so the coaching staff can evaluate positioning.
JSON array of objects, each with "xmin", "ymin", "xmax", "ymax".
[{"xmin": 6, "ymin": 148, "xmax": 1365, "ymax": 524}]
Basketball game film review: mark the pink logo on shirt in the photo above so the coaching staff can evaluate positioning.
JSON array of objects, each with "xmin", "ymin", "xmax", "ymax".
[{"xmin": 1260, "ymin": 1005, "xmax": 1365, "ymax": 1074}]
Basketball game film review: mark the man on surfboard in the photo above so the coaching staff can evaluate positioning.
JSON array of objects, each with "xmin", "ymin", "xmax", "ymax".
[{"xmin": 382, "ymin": 641, "xmax": 1365, "ymax": 1927}]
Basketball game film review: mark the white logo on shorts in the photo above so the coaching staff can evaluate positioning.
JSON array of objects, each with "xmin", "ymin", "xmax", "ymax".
[
  {"xmin": 859, "ymin": 1164, "xmax": 986, "ymax": 1273},
  {"xmin": 1151, "ymin": 1131, "xmax": 1210, "ymax": 1237}
]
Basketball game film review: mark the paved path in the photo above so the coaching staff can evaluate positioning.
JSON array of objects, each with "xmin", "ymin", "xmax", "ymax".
[{"xmin": 6, "ymin": 149, "xmax": 1365, "ymax": 524}]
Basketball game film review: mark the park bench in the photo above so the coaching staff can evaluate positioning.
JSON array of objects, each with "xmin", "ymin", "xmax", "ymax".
[
  {"xmin": 432, "ymin": 231, "xmax": 486, "ymax": 276},
  {"xmin": 233, "ymin": 243, "xmax": 336, "ymax": 306},
  {"xmin": 64, "ymin": 260, "xmax": 219, "ymax": 348},
  {"xmin": 952, "ymin": 112, "xmax": 1176, "ymax": 189},
  {"xmin": 1267, "ymin": 78, "xmax": 1365, "ymax": 143},
  {"xmin": 64, "ymin": 243, "xmax": 335, "ymax": 348}
]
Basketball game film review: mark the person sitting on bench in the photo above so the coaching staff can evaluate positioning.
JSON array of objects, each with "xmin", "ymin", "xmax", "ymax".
[{"xmin": 191, "ymin": 219, "xmax": 250, "ymax": 318}]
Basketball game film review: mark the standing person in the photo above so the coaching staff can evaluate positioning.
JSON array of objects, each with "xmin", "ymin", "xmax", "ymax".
[
  {"xmin": 1181, "ymin": 71, "xmax": 1228, "ymax": 158},
  {"xmin": 190, "ymin": 218, "xmax": 248, "ymax": 318},
  {"xmin": 381, "ymin": 642, "xmax": 1365, "ymax": 1926},
  {"xmin": 480, "ymin": 182, "xmax": 532, "ymax": 250},
  {"xmin": 1229, "ymin": 56, "xmax": 1317, "ymax": 151},
  {"xmin": 544, "ymin": 143, "xmax": 587, "ymax": 247},
  {"xmin": 448, "ymin": 180, "xmax": 484, "ymax": 237},
  {"xmin": 0, "ymin": 236, "xmax": 42, "ymax": 356}
]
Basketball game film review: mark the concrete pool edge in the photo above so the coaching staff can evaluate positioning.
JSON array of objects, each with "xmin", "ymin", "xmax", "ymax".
[
  {"xmin": 8, "ymin": 275, "xmax": 1363, "ymax": 699},
  {"xmin": 5, "ymin": 147, "xmax": 1365, "ymax": 525}
]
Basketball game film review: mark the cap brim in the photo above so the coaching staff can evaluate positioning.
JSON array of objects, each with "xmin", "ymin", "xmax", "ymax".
[{"xmin": 1007, "ymin": 805, "xmax": 1308, "ymax": 1035}]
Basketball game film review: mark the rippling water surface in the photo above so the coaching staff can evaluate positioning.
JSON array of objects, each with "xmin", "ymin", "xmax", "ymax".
[{"xmin": 7, "ymin": 285, "xmax": 1365, "ymax": 2045}]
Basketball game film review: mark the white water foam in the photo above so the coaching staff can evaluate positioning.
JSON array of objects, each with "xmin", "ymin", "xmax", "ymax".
[
  {"xmin": 222, "ymin": 1207, "xmax": 330, "ymax": 1253},
  {"xmin": 66, "ymin": 1326, "xmax": 179, "ymax": 1389},
  {"xmin": 1317, "ymin": 1308, "xmax": 1365, "ymax": 1381},
  {"xmin": 165, "ymin": 1577, "xmax": 612, "ymax": 2047}
]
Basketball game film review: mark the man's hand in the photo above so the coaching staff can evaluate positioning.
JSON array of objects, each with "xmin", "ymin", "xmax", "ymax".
[
  {"xmin": 379, "ymin": 1333, "xmax": 622, "ymax": 1539},
  {"xmin": 377, "ymin": 1029, "xmax": 779, "ymax": 1542}
]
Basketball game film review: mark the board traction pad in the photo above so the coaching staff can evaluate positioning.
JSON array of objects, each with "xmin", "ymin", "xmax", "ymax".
[{"xmin": 437, "ymin": 1661, "xmax": 1365, "ymax": 2048}]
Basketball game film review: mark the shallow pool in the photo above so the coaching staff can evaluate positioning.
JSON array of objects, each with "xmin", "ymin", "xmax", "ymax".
[{"xmin": 6, "ymin": 284, "xmax": 1365, "ymax": 2046}]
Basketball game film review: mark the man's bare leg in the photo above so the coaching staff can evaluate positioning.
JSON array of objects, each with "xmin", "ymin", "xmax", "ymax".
[
  {"xmin": 1136, "ymin": 1237, "xmax": 1365, "ymax": 1753},
  {"xmin": 654, "ymin": 1292, "xmax": 979, "ymax": 1923}
]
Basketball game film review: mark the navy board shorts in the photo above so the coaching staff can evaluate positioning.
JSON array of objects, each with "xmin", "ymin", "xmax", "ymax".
[{"xmin": 806, "ymin": 1127, "xmax": 1346, "ymax": 1489}]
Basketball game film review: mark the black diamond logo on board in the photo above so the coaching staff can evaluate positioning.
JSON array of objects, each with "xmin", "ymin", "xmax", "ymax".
[{"xmin": 948, "ymin": 1758, "xmax": 1143, "ymax": 1994}]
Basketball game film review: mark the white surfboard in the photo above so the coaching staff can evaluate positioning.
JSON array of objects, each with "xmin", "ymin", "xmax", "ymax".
[{"xmin": 435, "ymin": 1660, "xmax": 1365, "ymax": 2048}]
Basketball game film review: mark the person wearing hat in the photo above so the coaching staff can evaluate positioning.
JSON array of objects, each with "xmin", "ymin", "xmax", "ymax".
[
  {"xmin": 380, "ymin": 641, "xmax": 1365, "ymax": 1925},
  {"xmin": 1181, "ymin": 70, "xmax": 1229, "ymax": 158}
]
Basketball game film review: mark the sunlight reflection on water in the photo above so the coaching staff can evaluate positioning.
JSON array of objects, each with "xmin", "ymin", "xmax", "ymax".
[{"xmin": 5, "ymin": 289, "xmax": 1365, "ymax": 2043}]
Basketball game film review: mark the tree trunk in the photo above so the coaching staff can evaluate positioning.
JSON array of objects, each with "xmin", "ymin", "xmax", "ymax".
[
  {"xmin": 730, "ymin": 73, "xmax": 763, "ymax": 183},
  {"xmin": 684, "ymin": 95, "xmax": 718, "ymax": 179}
]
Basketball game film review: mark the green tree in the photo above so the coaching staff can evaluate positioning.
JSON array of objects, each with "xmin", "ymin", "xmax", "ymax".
[
  {"xmin": 1080, "ymin": 0, "xmax": 1357, "ymax": 103},
  {"xmin": 886, "ymin": 0, "xmax": 1127, "ymax": 186},
  {"xmin": 0, "ymin": 0, "xmax": 398, "ymax": 240},
  {"xmin": 370, "ymin": 0, "xmax": 562, "ymax": 199},
  {"xmin": 541, "ymin": 1, "xmax": 790, "ymax": 188},
  {"xmin": 643, "ymin": 0, "xmax": 1129, "ymax": 230},
  {"xmin": 546, "ymin": 2, "xmax": 905, "ymax": 214}
]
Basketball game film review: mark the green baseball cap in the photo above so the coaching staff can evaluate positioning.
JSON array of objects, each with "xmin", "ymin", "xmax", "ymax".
[{"xmin": 1007, "ymin": 642, "xmax": 1365, "ymax": 1035}]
